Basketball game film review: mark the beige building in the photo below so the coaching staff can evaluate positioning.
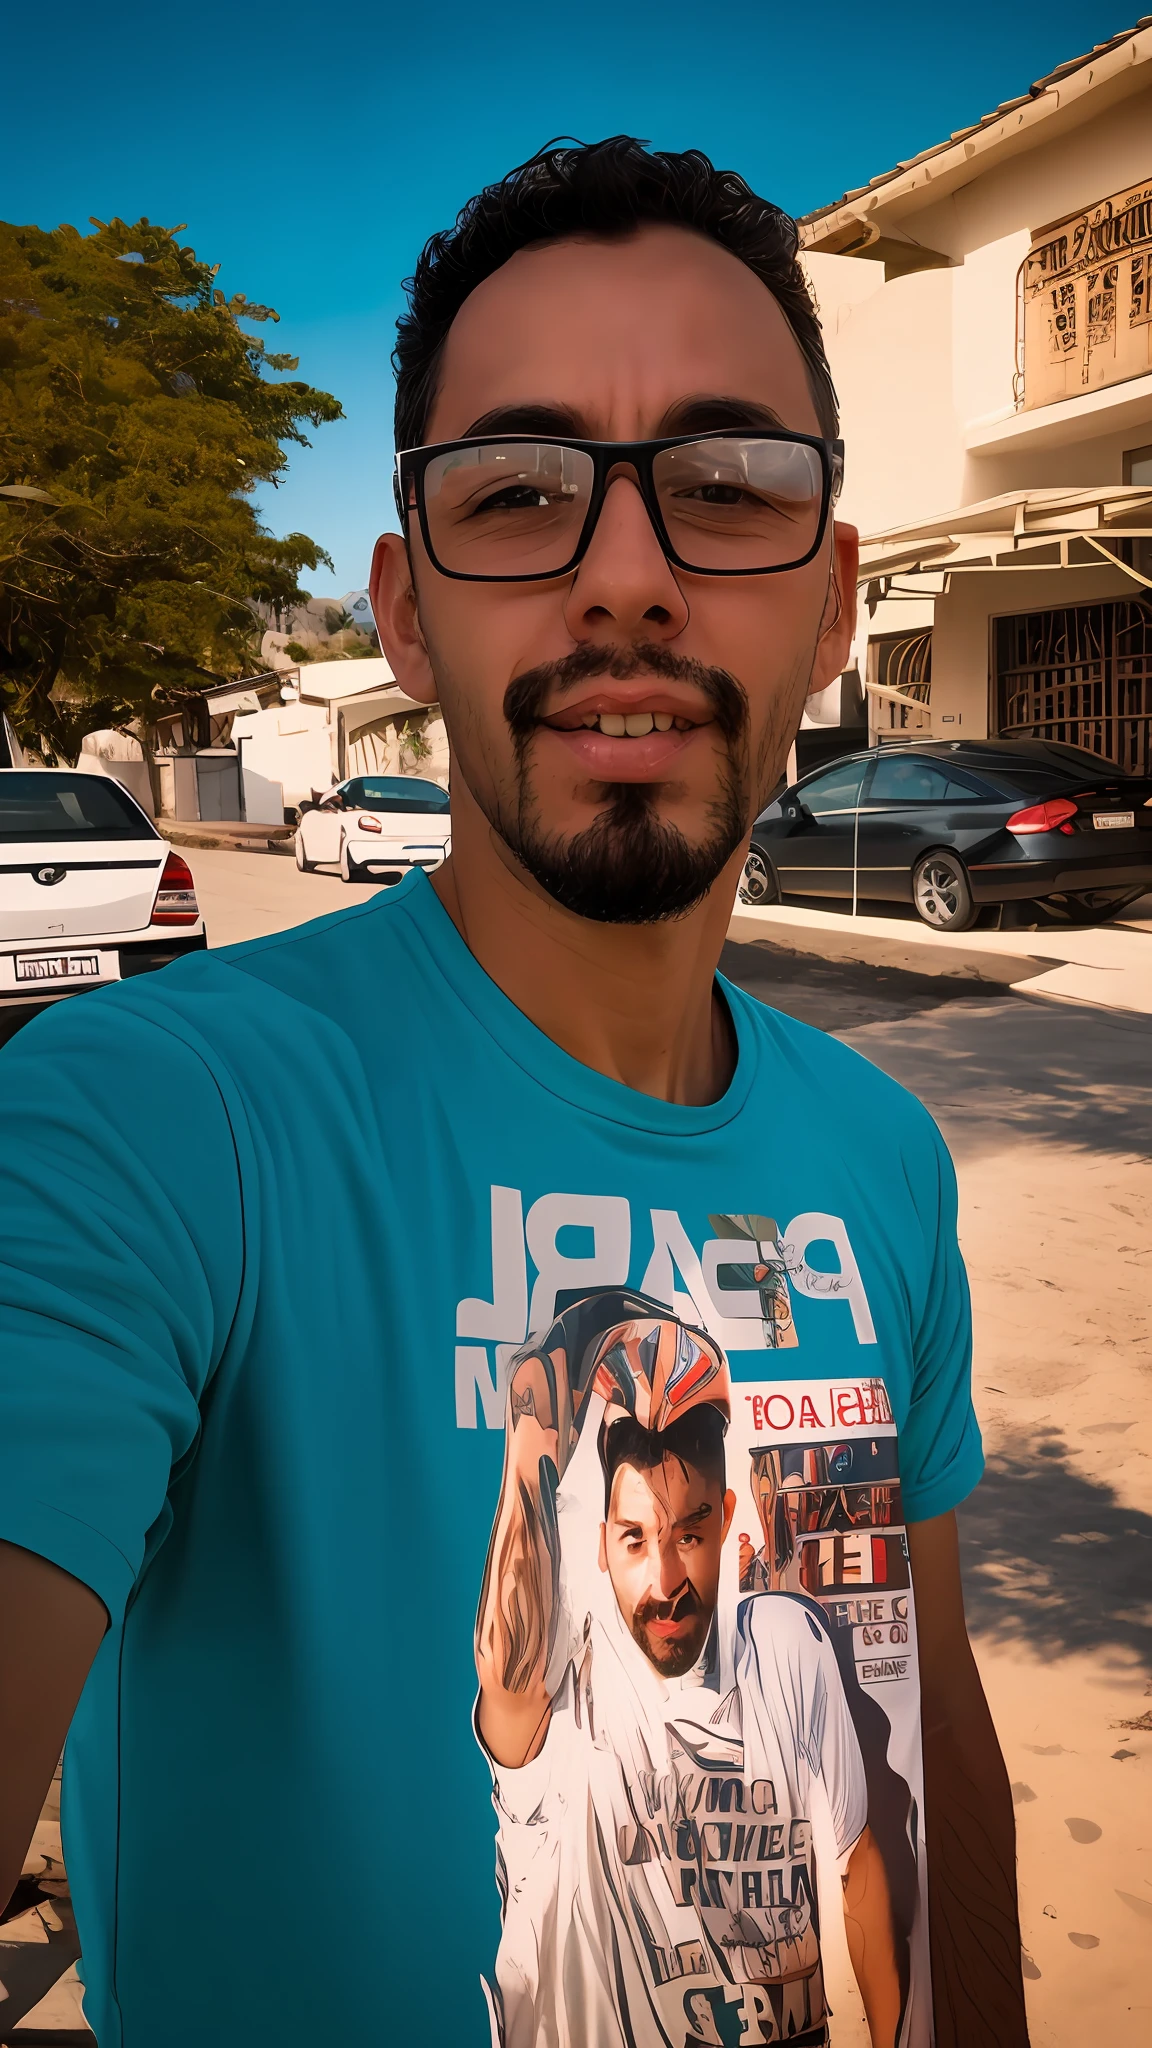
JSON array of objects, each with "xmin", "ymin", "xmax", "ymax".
[{"xmin": 799, "ymin": 15, "xmax": 1152, "ymax": 773}]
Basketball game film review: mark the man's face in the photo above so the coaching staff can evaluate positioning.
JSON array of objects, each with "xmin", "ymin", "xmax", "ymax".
[
  {"xmin": 372, "ymin": 223, "xmax": 856, "ymax": 922},
  {"xmin": 600, "ymin": 1453, "xmax": 736, "ymax": 1677}
]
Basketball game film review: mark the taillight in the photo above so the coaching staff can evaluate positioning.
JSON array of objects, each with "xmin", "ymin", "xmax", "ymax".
[
  {"xmin": 1006, "ymin": 797, "xmax": 1078, "ymax": 836},
  {"xmin": 151, "ymin": 850, "xmax": 200, "ymax": 925},
  {"xmin": 357, "ymin": 814, "xmax": 383, "ymax": 833}
]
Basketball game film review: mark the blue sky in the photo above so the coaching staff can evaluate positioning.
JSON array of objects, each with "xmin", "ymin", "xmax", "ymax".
[{"xmin": 6, "ymin": 1, "xmax": 1130, "ymax": 595}]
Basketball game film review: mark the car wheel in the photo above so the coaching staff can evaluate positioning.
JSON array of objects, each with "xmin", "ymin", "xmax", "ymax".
[
  {"xmin": 912, "ymin": 850, "xmax": 977, "ymax": 932},
  {"xmin": 295, "ymin": 836, "xmax": 315, "ymax": 873},
  {"xmin": 339, "ymin": 843, "xmax": 366, "ymax": 885},
  {"xmin": 738, "ymin": 847, "xmax": 779, "ymax": 906}
]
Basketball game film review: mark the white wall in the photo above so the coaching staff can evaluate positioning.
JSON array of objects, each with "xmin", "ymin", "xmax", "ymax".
[
  {"xmin": 231, "ymin": 701, "xmax": 335, "ymax": 809},
  {"xmin": 808, "ymin": 78, "xmax": 1152, "ymax": 728}
]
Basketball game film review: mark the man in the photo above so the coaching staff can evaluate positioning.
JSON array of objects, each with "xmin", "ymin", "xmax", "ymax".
[
  {"xmin": 0, "ymin": 140, "xmax": 1028, "ymax": 2046},
  {"xmin": 476, "ymin": 1292, "xmax": 903, "ymax": 2048}
]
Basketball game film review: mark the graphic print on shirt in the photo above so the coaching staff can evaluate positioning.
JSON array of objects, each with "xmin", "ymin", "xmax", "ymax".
[
  {"xmin": 454, "ymin": 1192, "xmax": 877, "ymax": 1430},
  {"xmin": 474, "ymin": 1283, "xmax": 932, "ymax": 2048}
]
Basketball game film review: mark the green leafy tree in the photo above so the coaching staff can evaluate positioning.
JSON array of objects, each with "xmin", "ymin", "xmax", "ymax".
[{"xmin": 0, "ymin": 215, "xmax": 342, "ymax": 759}]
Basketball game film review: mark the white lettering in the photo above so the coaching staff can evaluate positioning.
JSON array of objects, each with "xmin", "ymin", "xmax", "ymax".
[
  {"xmin": 454, "ymin": 1344, "xmax": 507, "ymax": 1429},
  {"xmin": 781, "ymin": 1212, "xmax": 876, "ymax": 1344},
  {"xmin": 456, "ymin": 1186, "xmax": 528, "ymax": 1342},
  {"xmin": 526, "ymin": 1193, "xmax": 630, "ymax": 1331}
]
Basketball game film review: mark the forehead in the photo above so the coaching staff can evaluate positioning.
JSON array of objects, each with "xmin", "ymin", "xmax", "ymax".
[
  {"xmin": 426, "ymin": 222, "xmax": 821, "ymax": 442},
  {"xmin": 610, "ymin": 1456, "xmax": 714, "ymax": 1522}
]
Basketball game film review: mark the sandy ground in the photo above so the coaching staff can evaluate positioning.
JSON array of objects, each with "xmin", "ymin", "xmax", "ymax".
[
  {"xmin": 9, "ymin": 860, "xmax": 1149, "ymax": 2042},
  {"xmin": 726, "ymin": 946, "xmax": 1152, "ymax": 2045}
]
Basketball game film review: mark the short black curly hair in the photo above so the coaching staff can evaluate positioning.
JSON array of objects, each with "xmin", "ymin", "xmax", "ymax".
[{"xmin": 393, "ymin": 136, "xmax": 837, "ymax": 452}]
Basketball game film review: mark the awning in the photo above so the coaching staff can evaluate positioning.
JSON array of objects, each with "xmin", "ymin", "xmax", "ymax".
[{"xmin": 858, "ymin": 484, "xmax": 1152, "ymax": 590}]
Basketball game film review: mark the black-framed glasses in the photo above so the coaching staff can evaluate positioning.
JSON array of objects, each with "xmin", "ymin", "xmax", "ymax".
[{"xmin": 394, "ymin": 430, "xmax": 844, "ymax": 582}]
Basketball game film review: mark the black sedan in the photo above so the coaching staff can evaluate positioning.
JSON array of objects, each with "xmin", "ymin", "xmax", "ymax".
[{"xmin": 742, "ymin": 739, "xmax": 1152, "ymax": 930}]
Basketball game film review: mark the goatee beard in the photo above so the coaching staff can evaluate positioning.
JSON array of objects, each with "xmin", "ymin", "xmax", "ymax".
[{"xmin": 498, "ymin": 642, "xmax": 751, "ymax": 926}]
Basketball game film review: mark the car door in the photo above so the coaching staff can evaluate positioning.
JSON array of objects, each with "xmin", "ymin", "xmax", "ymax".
[
  {"xmin": 854, "ymin": 754, "xmax": 992, "ymax": 902},
  {"xmin": 772, "ymin": 758, "xmax": 868, "ymax": 900},
  {"xmin": 302, "ymin": 789, "xmax": 345, "ymax": 864}
]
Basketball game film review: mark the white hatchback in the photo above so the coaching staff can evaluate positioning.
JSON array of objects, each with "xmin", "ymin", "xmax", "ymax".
[
  {"xmin": 0, "ymin": 770, "xmax": 206, "ymax": 1033},
  {"xmin": 295, "ymin": 775, "xmax": 451, "ymax": 884}
]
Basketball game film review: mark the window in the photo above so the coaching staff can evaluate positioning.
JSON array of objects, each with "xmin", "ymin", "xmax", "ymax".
[
  {"xmin": 797, "ymin": 760, "xmax": 867, "ymax": 814},
  {"xmin": 866, "ymin": 757, "xmax": 981, "ymax": 805},
  {"xmin": 0, "ymin": 773, "xmax": 156, "ymax": 843},
  {"xmin": 343, "ymin": 776, "xmax": 449, "ymax": 814},
  {"xmin": 1124, "ymin": 444, "xmax": 1152, "ymax": 487}
]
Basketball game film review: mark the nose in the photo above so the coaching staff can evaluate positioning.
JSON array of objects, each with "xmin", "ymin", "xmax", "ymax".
[
  {"xmin": 655, "ymin": 1540, "xmax": 687, "ymax": 1601},
  {"xmin": 562, "ymin": 474, "xmax": 689, "ymax": 647}
]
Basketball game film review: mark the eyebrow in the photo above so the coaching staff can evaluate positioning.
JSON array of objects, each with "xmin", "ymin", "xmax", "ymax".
[
  {"xmin": 463, "ymin": 402, "xmax": 585, "ymax": 438},
  {"xmin": 460, "ymin": 395, "xmax": 789, "ymax": 443},
  {"xmin": 610, "ymin": 1500, "xmax": 714, "ymax": 1532},
  {"xmin": 676, "ymin": 1502, "xmax": 714, "ymax": 1528},
  {"xmin": 662, "ymin": 394, "xmax": 787, "ymax": 434}
]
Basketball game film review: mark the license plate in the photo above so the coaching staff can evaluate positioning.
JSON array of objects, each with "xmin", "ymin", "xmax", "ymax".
[
  {"xmin": 1094, "ymin": 810, "xmax": 1134, "ymax": 830},
  {"xmin": 14, "ymin": 950, "xmax": 108, "ymax": 984}
]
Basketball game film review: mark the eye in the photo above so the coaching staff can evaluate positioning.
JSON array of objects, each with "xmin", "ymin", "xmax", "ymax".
[
  {"xmin": 679, "ymin": 1532, "xmax": 702, "ymax": 1549},
  {"xmin": 677, "ymin": 483, "xmax": 753, "ymax": 507},
  {"xmin": 473, "ymin": 483, "xmax": 552, "ymax": 515}
]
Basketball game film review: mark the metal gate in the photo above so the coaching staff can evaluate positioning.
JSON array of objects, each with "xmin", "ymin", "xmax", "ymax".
[
  {"xmin": 868, "ymin": 627, "xmax": 932, "ymax": 736},
  {"xmin": 994, "ymin": 598, "xmax": 1152, "ymax": 775}
]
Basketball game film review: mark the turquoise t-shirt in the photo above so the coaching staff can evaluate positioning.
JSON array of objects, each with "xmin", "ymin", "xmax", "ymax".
[{"xmin": 0, "ymin": 870, "xmax": 981, "ymax": 2047}]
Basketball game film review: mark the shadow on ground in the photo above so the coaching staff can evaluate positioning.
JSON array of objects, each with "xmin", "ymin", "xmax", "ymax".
[
  {"xmin": 844, "ymin": 996, "xmax": 1152, "ymax": 1162},
  {"xmin": 724, "ymin": 940, "xmax": 1152, "ymax": 1160},
  {"xmin": 959, "ymin": 1435, "xmax": 1152, "ymax": 1670},
  {"xmin": 719, "ymin": 939, "xmax": 991, "ymax": 1035}
]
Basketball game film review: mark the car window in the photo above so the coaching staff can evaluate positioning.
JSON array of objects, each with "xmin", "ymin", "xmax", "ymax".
[
  {"xmin": 797, "ymin": 761, "xmax": 867, "ymax": 815},
  {"xmin": 866, "ymin": 757, "xmax": 982, "ymax": 805},
  {"xmin": 0, "ymin": 772, "xmax": 156, "ymax": 843},
  {"xmin": 343, "ymin": 776, "xmax": 449, "ymax": 814}
]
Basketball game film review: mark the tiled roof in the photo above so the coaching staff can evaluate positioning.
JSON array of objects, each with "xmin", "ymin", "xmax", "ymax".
[{"xmin": 799, "ymin": 16, "xmax": 1152, "ymax": 227}]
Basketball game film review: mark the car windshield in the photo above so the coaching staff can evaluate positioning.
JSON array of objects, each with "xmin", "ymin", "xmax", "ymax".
[
  {"xmin": 344, "ymin": 777, "xmax": 448, "ymax": 814},
  {"xmin": 0, "ymin": 772, "xmax": 157, "ymax": 843}
]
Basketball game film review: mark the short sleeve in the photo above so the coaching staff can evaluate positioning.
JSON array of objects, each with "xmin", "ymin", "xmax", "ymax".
[
  {"xmin": 812, "ymin": 1625, "xmax": 868, "ymax": 1861},
  {"xmin": 0, "ymin": 986, "xmax": 246, "ymax": 1624},
  {"xmin": 899, "ymin": 1121, "xmax": 983, "ymax": 1522}
]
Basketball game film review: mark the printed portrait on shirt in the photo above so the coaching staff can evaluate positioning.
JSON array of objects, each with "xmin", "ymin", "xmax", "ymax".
[{"xmin": 474, "ymin": 1288, "xmax": 933, "ymax": 2048}]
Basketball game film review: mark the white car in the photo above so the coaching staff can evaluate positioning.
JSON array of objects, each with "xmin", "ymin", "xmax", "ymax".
[
  {"xmin": 0, "ymin": 770, "xmax": 206, "ymax": 1038},
  {"xmin": 295, "ymin": 775, "xmax": 451, "ymax": 884}
]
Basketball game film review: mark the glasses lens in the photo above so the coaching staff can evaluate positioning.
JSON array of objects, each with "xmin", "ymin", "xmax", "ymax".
[
  {"xmin": 420, "ymin": 442, "xmax": 594, "ymax": 575},
  {"xmin": 653, "ymin": 437, "xmax": 826, "ymax": 570}
]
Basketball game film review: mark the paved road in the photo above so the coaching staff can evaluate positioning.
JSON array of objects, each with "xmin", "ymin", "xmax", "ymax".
[{"xmin": 192, "ymin": 845, "xmax": 382, "ymax": 947}]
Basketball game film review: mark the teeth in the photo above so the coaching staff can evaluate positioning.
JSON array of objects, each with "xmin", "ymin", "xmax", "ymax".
[{"xmin": 573, "ymin": 710, "xmax": 684, "ymax": 735}]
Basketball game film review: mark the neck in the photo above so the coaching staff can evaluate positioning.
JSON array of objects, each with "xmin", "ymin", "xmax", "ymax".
[{"xmin": 430, "ymin": 790, "xmax": 744, "ymax": 1107}]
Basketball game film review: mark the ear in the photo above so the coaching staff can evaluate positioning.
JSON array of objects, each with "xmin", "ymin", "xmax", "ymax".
[
  {"xmin": 807, "ymin": 521, "xmax": 859, "ymax": 701},
  {"xmin": 721, "ymin": 1489, "xmax": 737, "ymax": 1543},
  {"xmin": 598, "ymin": 1523, "xmax": 608, "ymax": 1575},
  {"xmin": 369, "ymin": 531, "xmax": 438, "ymax": 707}
]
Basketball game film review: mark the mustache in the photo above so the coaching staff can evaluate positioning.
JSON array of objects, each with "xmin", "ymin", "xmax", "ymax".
[
  {"xmin": 632, "ymin": 1580, "xmax": 706, "ymax": 1628},
  {"xmin": 503, "ymin": 642, "xmax": 749, "ymax": 746}
]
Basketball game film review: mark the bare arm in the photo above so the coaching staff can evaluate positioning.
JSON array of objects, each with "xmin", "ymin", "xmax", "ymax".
[
  {"xmin": 475, "ymin": 1353, "xmax": 566, "ymax": 1770},
  {"xmin": 907, "ymin": 1511, "xmax": 1030, "ymax": 2048},
  {"xmin": 842, "ymin": 1823, "xmax": 902, "ymax": 2048},
  {"xmin": 0, "ymin": 1541, "xmax": 106, "ymax": 1915}
]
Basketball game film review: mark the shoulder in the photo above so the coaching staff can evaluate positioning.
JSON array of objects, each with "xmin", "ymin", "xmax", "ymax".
[
  {"xmin": 737, "ymin": 1589, "xmax": 834, "ymax": 1658},
  {"xmin": 724, "ymin": 974, "xmax": 952, "ymax": 1189}
]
